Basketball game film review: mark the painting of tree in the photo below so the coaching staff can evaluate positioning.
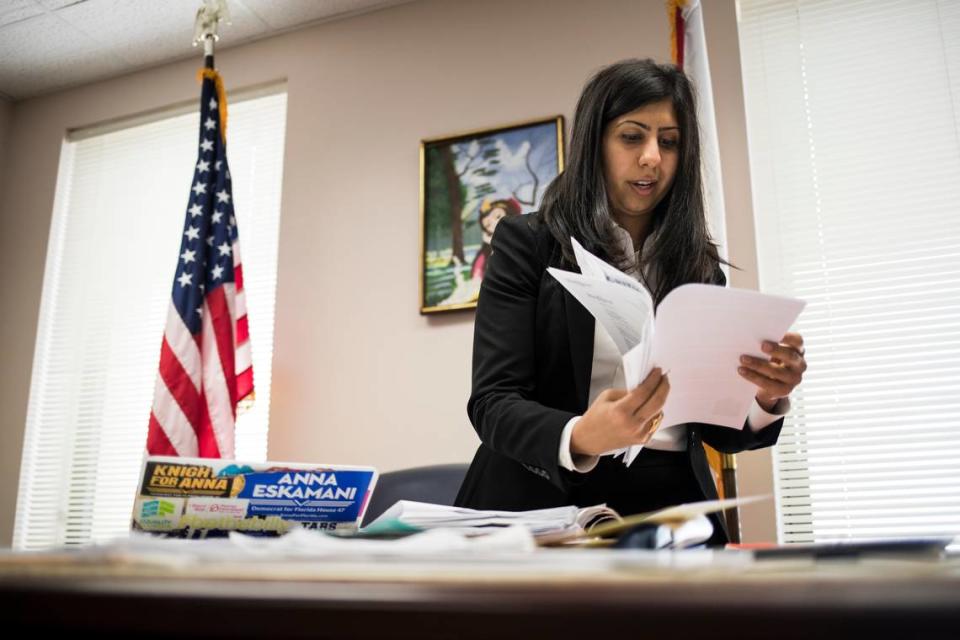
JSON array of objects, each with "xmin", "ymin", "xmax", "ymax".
[{"xmin": 421, "ymin": 116, "xmax": 564, "ymax": 313}]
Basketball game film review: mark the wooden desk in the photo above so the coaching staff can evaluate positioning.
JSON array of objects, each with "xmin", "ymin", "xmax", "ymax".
[{"xmin": 2, "ymin": 548, "xmax": 958, "ymax": 639}]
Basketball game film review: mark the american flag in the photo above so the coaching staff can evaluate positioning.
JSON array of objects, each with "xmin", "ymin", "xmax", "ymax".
[{"xmin": 147, "ymin": 67, "xmax": 253, "ymax": 458}]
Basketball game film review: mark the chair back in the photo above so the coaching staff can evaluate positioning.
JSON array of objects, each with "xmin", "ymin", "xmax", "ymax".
[{"xmin": 360, "ymin": 463, "xmax": 468, "ymax": 527}]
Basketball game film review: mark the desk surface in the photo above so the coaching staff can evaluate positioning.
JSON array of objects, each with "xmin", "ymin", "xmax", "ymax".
[{"xmin": 2, "ymin": 547, "xmax": 958, "ymax": 639}]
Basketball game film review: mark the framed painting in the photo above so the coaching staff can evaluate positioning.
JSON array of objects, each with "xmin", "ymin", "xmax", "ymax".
[{"xmin": 419, "ymin": 116, "xmax": 564, "ymax": 314}]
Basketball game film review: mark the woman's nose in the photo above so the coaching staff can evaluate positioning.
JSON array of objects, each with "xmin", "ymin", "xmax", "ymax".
[{"xmin": 639, "ymin": 141, "xmax": 661, "ymax": 168}]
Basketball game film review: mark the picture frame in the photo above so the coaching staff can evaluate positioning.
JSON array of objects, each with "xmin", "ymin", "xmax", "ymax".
[{"xmin": 419, "ymin": 115, "xmax": 565, "ymax": 314}]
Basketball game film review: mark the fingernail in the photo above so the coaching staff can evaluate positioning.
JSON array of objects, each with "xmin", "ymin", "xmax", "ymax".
[
  {"xmin": 738, "ymin": 367, "xmax": 748, "ymax": 375},
  {"xmin": 762, "ymin": 342, "xmax": 774, "ymax": 353},
  {"xmin": 740, "ymin": 355, "xmax": 751, "ymax": 364}
]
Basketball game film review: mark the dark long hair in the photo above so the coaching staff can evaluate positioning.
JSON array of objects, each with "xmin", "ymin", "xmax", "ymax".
[{"xmin": 540, "ymin": 58, "xmax": 728, "ymax": 305}]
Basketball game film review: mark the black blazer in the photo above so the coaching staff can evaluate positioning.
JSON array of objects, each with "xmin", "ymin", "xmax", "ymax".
[{"xmin": 454, "ymin": 213, "xmax": 784, "ymax": 540}]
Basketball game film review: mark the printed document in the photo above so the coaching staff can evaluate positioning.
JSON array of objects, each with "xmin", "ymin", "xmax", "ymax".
[{"xmin": 548, "ymin": 239, "xmax": 805, "ymax": 464}]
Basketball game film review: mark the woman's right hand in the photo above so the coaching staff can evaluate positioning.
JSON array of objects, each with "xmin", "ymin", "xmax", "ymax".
[{"xmin": 570, "ymin": 368, "xmax": 670, "ymax": 456}]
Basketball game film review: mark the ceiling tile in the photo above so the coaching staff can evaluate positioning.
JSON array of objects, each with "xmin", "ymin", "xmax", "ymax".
[
  {"xmin": 0, "ymin": 10, "xmax": 127, "ymax": 99},
  {"xmin": 239, "ymin": 0, "xmax": 344, "ymax": 30},
  {"xmin": 0, "ymin": 0, "xmax": 44, "ymax": 28},
  {"xmin": 51, "ymin": 0, "xmax": 270, "ymax": 67},
  {"xmin": 239, "ymin": 0, "xmax": 406, "ymax": 30},
  {"xmin": 0, "ymin": 0, "xmax": 417, "ymax": 99},
  {"xmin": 35, "ymin": 0, "xmax": 90, "ymax": 9}
]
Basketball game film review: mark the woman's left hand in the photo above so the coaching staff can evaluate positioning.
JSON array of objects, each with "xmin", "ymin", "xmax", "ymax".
[{"xmin": 738, "ymin": 332, "xmax": 807, "ymax": 412}]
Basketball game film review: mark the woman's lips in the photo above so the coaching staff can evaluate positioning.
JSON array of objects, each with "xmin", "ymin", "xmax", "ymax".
[{"xmin": 630, "ymin": 180, "xmax": 656, "ymax": 196}]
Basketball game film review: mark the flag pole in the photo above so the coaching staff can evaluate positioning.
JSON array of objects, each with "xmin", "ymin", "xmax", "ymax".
[
  {"xmin": 204, "ymin": 37, "xmax": 215, "ymax": 69},
  {"xmin": 192, "ymin": 0, "xmax": 230, "ymax": 68}
]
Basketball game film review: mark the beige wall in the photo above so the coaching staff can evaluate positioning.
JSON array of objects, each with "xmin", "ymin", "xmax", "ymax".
[
  {"xmin": 0, "ymin": 97, "xmax": 12, "ymax": 171},
  {"xmin": 0, "ymin": 97, "xmax": 12, "ymax": 223},
  {"xmin": 0, "ymin": 0, "xmax": 776, "ymax": 546}
]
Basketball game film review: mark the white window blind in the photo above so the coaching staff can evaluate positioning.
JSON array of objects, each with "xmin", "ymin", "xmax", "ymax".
[
  {"xmin": 738, "ymin": 0, "xmax": 960, "ymax": 543},
  {"xmin": 14, "ymin": 88, "xmax": 287, "ymax": 550}
]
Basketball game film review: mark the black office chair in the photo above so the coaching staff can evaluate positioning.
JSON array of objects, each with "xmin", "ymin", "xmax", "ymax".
[{"xmin": 361, "ymin": 463, "xmax": 469, "ymax": 527}]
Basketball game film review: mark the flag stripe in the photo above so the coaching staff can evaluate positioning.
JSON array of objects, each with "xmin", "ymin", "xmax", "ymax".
[
  {"xmin": 236, "ymin": 367, "xmax": 254, "ymax": 401},
  {"xmin": 235, "ymin": 288, "xmax": 248, "ymax": 319},
  {"xmin": 147, "ymin": 413, "xmax": 179, "ymax": 456},
  {"xmin": 206, "ymin": 285, "xmax": 238, "ymax": 408},
  {"xmin": 163, "ymin": 303, "xmax": 202, "ymax": 390},
  {"xmin": 150, "ymin": 373, "xmax": 200, "ymax": 455},
  {"xmin": 158, "ymin": 336, "xmax": 203, "ymax": 431},
  {"xmin": 236, "ymin": 339, "xmax": 253, "ymax": 374},
  {"xmin": 196, "ymin": 390, "xmax": 223, "ymax": 458},
  {"xmin": 201, "ymin": 294, "xmax": 237, "ymax": 457},
  {"xmin": 233, "ymin": 245, "xmax": 244, "ymax": 296},
  {"xmin": 236, "ymin": 315, "xmax": 250, "ymax": 346}
]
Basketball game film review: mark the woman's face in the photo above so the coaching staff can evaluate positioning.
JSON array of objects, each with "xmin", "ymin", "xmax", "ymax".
[
  {"xmin": 602, "ymin": 100, "xmax": 680, "ymax": 227},
  {"xmin": 481, "ymin": 206, "xmax": 507, "ymax": 237}
]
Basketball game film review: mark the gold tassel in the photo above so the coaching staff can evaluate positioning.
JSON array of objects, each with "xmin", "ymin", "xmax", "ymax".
[{"xmin": 197, "ymin": 68, "xmax": 229, "ymax": 143}]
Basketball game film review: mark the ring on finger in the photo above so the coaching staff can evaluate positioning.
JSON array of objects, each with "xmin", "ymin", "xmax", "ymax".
[
  {"xmin": 649, "ymin": 411, "xmax": 664, "ymax": 432},
  {"xmin": 640, "ymin": 412, "xmax": 664, "ymax": 444}
]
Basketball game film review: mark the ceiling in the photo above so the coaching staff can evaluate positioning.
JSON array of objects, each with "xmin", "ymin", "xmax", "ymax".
[{"xmin": 0, "ymin": 0, "xmax": 415, "ymax": 101}]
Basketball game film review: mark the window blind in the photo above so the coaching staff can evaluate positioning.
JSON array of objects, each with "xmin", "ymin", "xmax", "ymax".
[
  {"xmin": 738, "ymin": 0, "xmax": 960, "ymax": 543},
  {"xmin": 14, "ymin": 89, "xmax": 287, "ymax": 550}
]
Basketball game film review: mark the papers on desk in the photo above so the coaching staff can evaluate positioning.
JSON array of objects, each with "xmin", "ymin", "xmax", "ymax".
[
  {"xmin": 229, "ymin": 525, "xmax": 537, "ymax": 556},
  {"xmin": 73, "ymin": 526, "xmax": 537, "ymax": 564},
  {"xmin": 362, "ymin": 500, "xmax": 616, "ymax": 538},
  {"xmin": 88, "ymin": 496, "xmax": 771, "ymax": 564},
  {"xmin": 363, "ymin": 495, "xmax": 769, "ymax": 548},
  {"xmin": 547, "ymin": 238, "xmax": 806, "ymax": 465}
]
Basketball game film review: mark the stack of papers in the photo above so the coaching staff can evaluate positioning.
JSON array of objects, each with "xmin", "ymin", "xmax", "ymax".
[
  {"xmin": 362, "ymin": 496, "xmax": 769, "ymax": 547},
  {"xmin": 363, "ymin": 501, "xmax": 594, "ymax": 537},
  {"xmin": 547, "ymin": 237, "xmax": 806, "ymax": 464}
]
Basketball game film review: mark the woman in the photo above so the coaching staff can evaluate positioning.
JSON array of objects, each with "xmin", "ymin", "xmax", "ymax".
[
  {"xmin": 454, "ymin": 59, "xmax": 806, "ymax": 545},
  {"xmin": 439, "ymin": 197, "xmax": 523, "ymax": 307},
  {"xmin": 471, "ymin": 198, "xmax": 523, "ymax": 280}
]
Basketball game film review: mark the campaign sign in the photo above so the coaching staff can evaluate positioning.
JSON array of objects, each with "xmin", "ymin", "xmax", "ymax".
[{"xmin": 132, "ymin": 456, "xmax": 378, "ymax": 538}]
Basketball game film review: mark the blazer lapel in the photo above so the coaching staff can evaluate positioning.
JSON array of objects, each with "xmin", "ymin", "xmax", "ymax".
[{"xmin": 563, "ymin": 289, "xmax": 595, "ymax": 412}]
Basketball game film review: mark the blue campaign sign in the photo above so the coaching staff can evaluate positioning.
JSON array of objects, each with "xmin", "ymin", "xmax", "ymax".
[
  {"xmin": 235, "ymin": 468, "xmax": 377, "ymax": 524},
  {"xmin": 133, "ymin": 456, "xmax": 379, "ymax": 537}
]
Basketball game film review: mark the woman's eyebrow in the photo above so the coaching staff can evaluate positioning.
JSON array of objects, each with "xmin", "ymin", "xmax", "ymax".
[{"xmin": 618, "ymin": 120, "xmax": 680, "ymax": 132}]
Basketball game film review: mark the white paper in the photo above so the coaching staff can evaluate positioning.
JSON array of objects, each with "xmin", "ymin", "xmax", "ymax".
[
  {"xmin": 227, "ymin": 525, "xmax": 537, "ymax": 557},
  {"xmin": 368, "ymin": 500, "xmax": 581, "ymax": 536},
  {"xmin": 548, "ymin": 239, "xmax": 806, "ymax": 465},
  {"xmin": 664, "ymin": 514, "xmax": 715, "ymax": 549},
  {"xmin": 646, "ymin": 284, "xmax": 805, "ymax": 426}
]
